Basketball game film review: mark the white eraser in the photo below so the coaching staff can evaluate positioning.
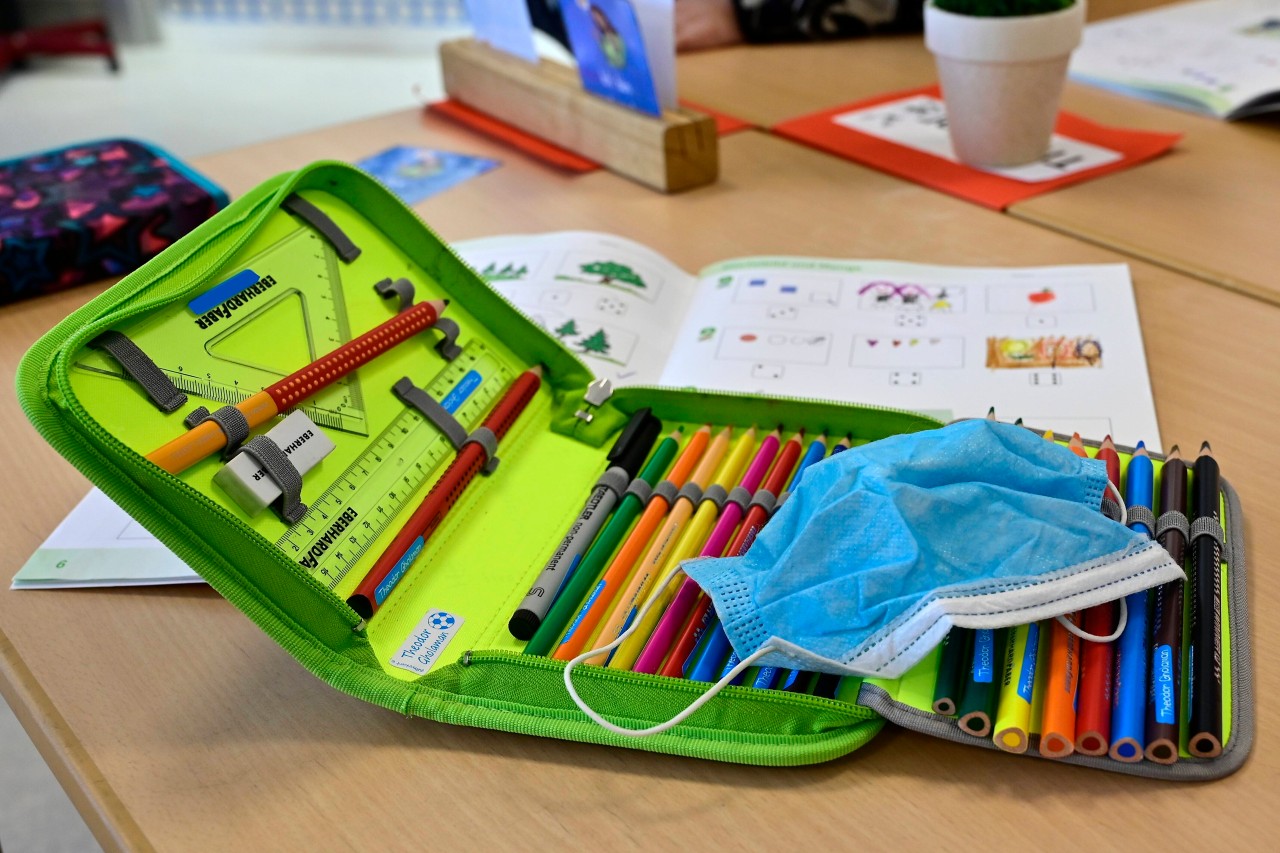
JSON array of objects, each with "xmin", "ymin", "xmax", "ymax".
[{"xmin": 213, "ymin": 411, "xmax": 335, "ymax": 517}]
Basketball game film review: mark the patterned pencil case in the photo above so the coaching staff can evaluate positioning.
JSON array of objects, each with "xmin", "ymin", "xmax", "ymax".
[{"xmin": 15, "ymin": 161, "xmax": 1251, "ymax": 775}]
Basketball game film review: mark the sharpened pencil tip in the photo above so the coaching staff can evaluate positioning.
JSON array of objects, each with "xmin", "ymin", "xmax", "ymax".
[
  {"xmin": 1201, "ymin": 440, "xmax": 1212, "ymax": 452},
  {"xmin": 1136, "ymin": 440, "xmax": 1145, "ymax": 449},
  {"xmin": 1167, "ymin": 444, "xmax": 1181, "ymax": 461},
  {"xmin": 987, "ymin": 406, "xmax": 997, "ymax": 420},
  {"xmin": 1014, "ymin": 417, "xmax": 1024, "ymax": 426}
]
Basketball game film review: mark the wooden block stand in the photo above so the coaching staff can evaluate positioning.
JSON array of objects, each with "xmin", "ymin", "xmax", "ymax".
[{"xmin": 440, "ymin": 38, "xmax": 718, "ymax": 193}]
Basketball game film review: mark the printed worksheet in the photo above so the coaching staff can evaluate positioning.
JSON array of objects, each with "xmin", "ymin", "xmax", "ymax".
[
  {"xmin": 1070, "ymin": 0, "xmax": 1280, "ymax": 119},
  {"xmin": 458, "ymin": 232, "xmax": 1162, "ymax": 449}
]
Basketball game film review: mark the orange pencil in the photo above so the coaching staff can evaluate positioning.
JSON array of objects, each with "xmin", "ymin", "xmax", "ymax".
[
  {"xmin": 552, "ymin": 426, "xmax": 711, "ymax": 661},
  {"xmin": 582, "ymin": 426, "xmax": 732, "ymax": 663},
  {"xmin": 1039, "ymin": 429, "xmax": 1083, "ymax": 759},
  {"xmin": 1076, "ymin": 434, "xmax": 1122, "ymax": 755}
]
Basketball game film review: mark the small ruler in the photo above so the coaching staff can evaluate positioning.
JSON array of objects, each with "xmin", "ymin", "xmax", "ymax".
[{"xmin": 276, "ymin": 341, "xmax": 512, "ymax": 590}]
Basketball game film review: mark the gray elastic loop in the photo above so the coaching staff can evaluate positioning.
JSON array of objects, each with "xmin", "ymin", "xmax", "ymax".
[
  {"xmin": 648, "ymin": 479, "xmax": 678, "ymax": 507},
  {"xmin": 461, "ymin": 426, "xmax": 500, "ymax": 475},
  {"xmin": 282, "ymin": 193, "xmax": 361, "ymax": 262},
  {"xmin": 747, "ymin": 488, "xmax": 778, "ymax": 516},
  {"xmin": 374, "ymin": 277, "xmax": 415, "ymax": 312},
  {"xmin": 624, "ymin": 478, "xmax": 653, "ymax": 504},
  {"xmin": 725, "ymin": 485, "xmax": 753, "ymax": 511},
  {"xmin": 676, "ymin": 482, "xmax": 704, "ymax": 506},
  {"xmin": 183, "ymin": 405, "xmax": 251, "ymax": 459},
  {"xmin": 1189, "ymin": 515, "xmax": 1225, "ymax": 547},
  {"xmin": 1101, "ymin": 498, "xmax": 1123, "ymax": 522},
  {"xmin": 392, "ymin": 377, "xmax": 467, "ymax": 449},
  {"xmin": 432, "ymin": 317, "xmax": 463, "ymax": 361},
  {"xmin": 1126, "ymin": 505, "xmax": 1157, "ymax": 534},
  {"xmin": 700, "ymin": 483, "xmax": 729, "ymax": 510},
  {"xmin": 1156, "ymin": 509, "xmax": 1191, "ymax": 542},
  {"xmin": 594, "ymin": 466, "xmax": 630, "ymax": 498},
  {"xmin": 89, "ymin": 331, "xmax": 186, "ymax": 413},
  {"xmin": 237, "ymin": 435, "xmax": 307, "ymax": 525},
  {"xmin": 775, "ymin": 490, "xmax": 792, "ymax": 512}
]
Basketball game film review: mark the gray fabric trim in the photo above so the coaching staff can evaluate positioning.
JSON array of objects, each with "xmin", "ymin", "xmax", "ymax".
[
  {"xmin": 852, "ymin": 475, "xmax": 1253, "ymax": 781},
  {"xmin": 237, "ymin": 435, "xmax": 307, "ymax": 525},
  {"xmin": 1126, "ymin": 504, "xmax": 1156, "ymax": 533},
  {"xmin": 1101, "ymin": 497, "xmax": 1123, "ymax": 522},
  {"xmin": 624, "ymin": 478, "xmax": 653, "ymax": 504},
  {"xmin": 89, "ymin": 331, "xmax": 187, "ymax": 413},
  {"xmin": 392, "ymin": 377, "xmax": 467, "ymax": 449},
  {"xmin": 747, "ymin": 488, "xmax": 778, "ymax": 516},
  {"xmin": 1156, "ymin": 509, "xmax": 1191, "ymax": 542},
  {"xmin": 725, "ymin": 485, "xmax": 753, "ymax": 511},
  {"xmin": 462, "ymin": 426, "xmax": 500, "ymax": 474},
  {"xmin": 700, "ymin": 483, "xmax": 728, "ymax": 510},
  {"xmin": 184, "ymin": 405, "xmax": 250, "ymax": 459},
  {"xmin": 1190, "ymin": 515, "xmax": 1226, "ymax": 546},
  {"xmin": 282, "ymin": 193, "xmax": 361, "ymax": 262},
  {"xmin": 774, "ymin": 490, "xmax": 792, "ymax": 512},
  {"xmin": 676, "ymin": 482, "xmax": 704, "ymax": 505},
  {"xmin": 649, "ymin": 479, "xmax": 678, "ymax": 507},
  {"xmin": 594, "ymin": 466, "xmax": 630, "ymax": 498}
]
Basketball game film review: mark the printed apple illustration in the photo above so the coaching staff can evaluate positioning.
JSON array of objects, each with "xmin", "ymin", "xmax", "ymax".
[{"xmin": 1028, "ymin": 288, "xmax": 1056, "ymax": 305}]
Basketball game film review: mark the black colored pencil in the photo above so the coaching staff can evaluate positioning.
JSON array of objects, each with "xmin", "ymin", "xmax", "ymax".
[
  {"xmin": 1145, "ymin": 446, "xmax": 1187, "ymax": 764},
  {"xmin": 1187, "ymin": 442, "xmax": 1224, "ymax": 758}
]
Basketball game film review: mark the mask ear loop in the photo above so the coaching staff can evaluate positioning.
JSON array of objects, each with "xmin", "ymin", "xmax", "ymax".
[
  {"xmin": 1055, "ymin": 479, "xmax": 1129, "ymax": 643},
  {"xmin": 563, "ymin": 570, "xmax": 777, "ymax": 737}
]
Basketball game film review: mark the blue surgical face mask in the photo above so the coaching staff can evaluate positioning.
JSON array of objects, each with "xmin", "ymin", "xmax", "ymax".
[{"xmin": 563, "ymin": 420, "xmax": 1182, "ymax": 737}]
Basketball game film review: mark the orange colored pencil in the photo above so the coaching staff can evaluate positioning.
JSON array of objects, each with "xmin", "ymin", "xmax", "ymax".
[
  {"xmin": 552, "ymin": 426, "xmax": 711, "ymax": 661},
  {"xmin": 1039, "ymin": 428, "xmax": 1082, "ymax": 759}
]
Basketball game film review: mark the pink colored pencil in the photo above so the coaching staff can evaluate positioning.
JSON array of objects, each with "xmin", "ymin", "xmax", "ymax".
[{"xmin": 631, "ymin": 430, "xmax": 781, "ymax": 674}]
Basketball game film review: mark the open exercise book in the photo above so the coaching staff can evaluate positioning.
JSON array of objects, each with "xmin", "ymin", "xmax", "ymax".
[
  {"xmin": 1070, "ymin": 0, "xmax": 1280, "ymax": 120},
  {"xmin": 15, "ymin": 230, "xmax": 1161, "ymax": 589}
]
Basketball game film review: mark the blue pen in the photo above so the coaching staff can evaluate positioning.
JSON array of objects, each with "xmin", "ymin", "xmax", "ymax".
[
  {"xmin": 761, "ymin": 436, "xmax": 848, "ymax": 691},
  {"xmin": 1110, "ymin": 441, "xmax": 1154, "ymax": 762},
  {"xmin": 690, "ymin": 617, "xmax": 734, "ymax": 682}
]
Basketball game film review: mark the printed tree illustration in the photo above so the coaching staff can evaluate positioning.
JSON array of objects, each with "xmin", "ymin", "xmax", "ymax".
[
  {"xmin": 581, "ymin": 261, "xmax": 645, "ymax": 289},
  {"xmin": 554, "ymin": 318, "xmax": 579, "ymax": 338},
  {"xmin": 579, "ymin": 328, "xmax": 612, "ymax": 356},
  {"xmin": 480, "ymin": 262, "xmax": 528, "ymax": 282}
]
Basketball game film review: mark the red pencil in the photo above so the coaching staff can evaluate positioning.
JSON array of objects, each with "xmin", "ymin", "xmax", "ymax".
[
  {"xmin": 1075, "ymin": 435, "xmax": 1121, "ymax": 756},
  {"xmin": 346, "ymin": 365, "xmax": 543, "ymax": 620},
  {"xmin": 658, "ymin": 431, "xmax": 805, "ymax": 678}
]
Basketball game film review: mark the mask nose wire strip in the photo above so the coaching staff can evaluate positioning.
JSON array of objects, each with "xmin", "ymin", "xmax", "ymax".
[
  {"xmin": 563, "ymin": 569, "xmax": 776, "ymax": 737},
  {"xmin": 1054, "ymin": 479, "xmax": 1130, "ymax": 644}
]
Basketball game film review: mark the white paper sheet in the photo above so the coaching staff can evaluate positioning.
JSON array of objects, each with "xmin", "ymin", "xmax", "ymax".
[{"xmin": 465, "ymin": 0, "xmax": 539, "ymax": 62}]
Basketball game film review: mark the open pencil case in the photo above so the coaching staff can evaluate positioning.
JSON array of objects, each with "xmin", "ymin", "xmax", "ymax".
[{"xmin": 16, "ymin": 162, "xmax": 1252, "ymax": 776}]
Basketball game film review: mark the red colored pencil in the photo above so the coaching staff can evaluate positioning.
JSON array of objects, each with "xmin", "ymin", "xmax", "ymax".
[
  {"xmin": 147, "ymin": 298, "xmax": 448, "ymax": 474},
  {"xmin": 658, "ymin": 431, "xmax": 805, "ymax": 678},
  {"xmin": 346, "ymin": 366, "xmax": 543, "ymax": 620},
  {"xmin": 1075, "ymin": 435, "xmax": 1121, "ymax": 756}
]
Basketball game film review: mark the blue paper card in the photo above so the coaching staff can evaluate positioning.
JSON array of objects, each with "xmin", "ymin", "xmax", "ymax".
[
  {"xmin": 356, "ymin": 146, "xmax": 500, "ymax": 204},
  {"xmin": 562, "ymin": 0, "xmax": 663, "ymax": 117}
]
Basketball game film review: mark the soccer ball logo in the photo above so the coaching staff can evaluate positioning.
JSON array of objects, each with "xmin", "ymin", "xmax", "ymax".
[{"xmin": 428, "ymin": 612, "xmax": 456, "ymax": 631}]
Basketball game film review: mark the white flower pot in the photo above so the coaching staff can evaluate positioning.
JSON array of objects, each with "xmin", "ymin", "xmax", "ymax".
[{"xmin": 925, "ymin": 1, "xmax": 1086, "ymax": 168}]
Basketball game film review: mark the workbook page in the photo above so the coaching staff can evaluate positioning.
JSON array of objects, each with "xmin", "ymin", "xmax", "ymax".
[
  {"xmin": 662, "ymin": 257, "xmax": 1163, "ymax": 449},
  {"xmin": 1070, "ymin": 0, "xmax": 1280, "ymax": 119},
  {"xmin": 455, "ymin": 232, "xmax": 698, "ymax": 386}
]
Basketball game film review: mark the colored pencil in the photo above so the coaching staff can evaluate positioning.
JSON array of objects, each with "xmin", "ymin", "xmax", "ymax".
[
  {"xmin": 993, "ymin": 622, "xmax": 1040, "ymax": 753},
  {"xmin": 522, "ymin": 429, "xmax": 682, "ymax": 656},
  {"xmin": 662, "ymin": 432, "xmax": 805, "ymax": 679},
  {"xmin": 346, "ymin": 365, "xmax": 541, "ymax": 620},
  {"xmin": 1188, "ymin": 441, "xmax": 1224, "ymax": 758},
  {"xmin": 958, "ymin": 628, "xmax": 1004, "ymax": 737},
  {"xmin": 632, "ymin": 430, "xmax": 780, "ymax": 674},
  {"xmin": 932, "ymin": 628, "xmax": 972, "ymax": 716},
  {"xmin": 1110, "ymin": 442, "xmax": 1154, "ymax": 762},
  {"xmin": 552, "ymin": 426, "xmax": 711, "ymax": 661},
  {"xmin": 1146, "ymin": 445, "xmax": 1188, "ymax": 764},
  {"xmin": 147, "ymin": 299, "xmax": 448, "ymax": 474},
  {"xmin": 608, "ymin": 428, "xmax": 759, "ymax": 670},
  {"xmin": 1075, "ymin": 435, "xmax": 1121, "ymax": 756},
  {"xmin": 585, "ymin": 427, "xmax": 732, "ymax": 663},
  {"xmin": 1040, "ymin": 613, "xmax": 1082, "ymax": 759}
]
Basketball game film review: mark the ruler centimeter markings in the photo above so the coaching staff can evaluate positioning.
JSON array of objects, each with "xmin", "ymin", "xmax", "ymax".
[{"xmin": 276, "ymin": 342, "xmax": 512, "ymax": 590}]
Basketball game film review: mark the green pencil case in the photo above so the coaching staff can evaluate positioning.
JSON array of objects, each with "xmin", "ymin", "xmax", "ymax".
[{"xmin": 15, "ymin": 162, "xmax": 1253, "ymax": 776}]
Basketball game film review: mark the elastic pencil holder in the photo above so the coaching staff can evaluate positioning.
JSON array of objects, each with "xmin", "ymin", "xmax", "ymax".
[{"xmin": 15, "ymin": 162, "xmax": 1252, "ymax": 776}]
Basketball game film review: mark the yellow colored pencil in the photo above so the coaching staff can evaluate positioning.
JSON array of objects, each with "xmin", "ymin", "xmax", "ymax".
[{"xmin": 993, "ymin": 622, "xmax": 1040, "ymax": 754}]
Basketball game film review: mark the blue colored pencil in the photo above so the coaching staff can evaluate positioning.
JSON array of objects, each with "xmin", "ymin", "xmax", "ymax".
[{"xmin": 1111, "ymin": 442, "xmax": 1154, "ymax": 762}]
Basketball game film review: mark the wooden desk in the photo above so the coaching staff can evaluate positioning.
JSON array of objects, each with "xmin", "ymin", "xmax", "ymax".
[
  {"xmin": 678, "ymin": 7, "xmax": 1280, "ymax": 306},
  {"xmin": 2, "ymin": 111, "xmax": 1277, "ymax": 851}
]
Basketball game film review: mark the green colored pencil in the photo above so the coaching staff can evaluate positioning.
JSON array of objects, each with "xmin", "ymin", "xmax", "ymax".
[
  {"xmin": 958, "ymin": 628, "xmax": 1007, "ymax": 737},
  {"xmin": 932, "ymin": 628, "xmax": 972, "ymax": 716},
  {"xmin": 522, "ymin": 429, "xmax": 682, "ymax": 656}
]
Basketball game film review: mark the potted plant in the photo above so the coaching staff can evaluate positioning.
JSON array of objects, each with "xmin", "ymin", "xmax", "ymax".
[{"xmin": 925, "ymin": 0, "xmax": 1086, "ymax": 168}]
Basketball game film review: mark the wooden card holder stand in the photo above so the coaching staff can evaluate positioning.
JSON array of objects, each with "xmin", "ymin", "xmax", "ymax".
[{"xmin": 439, "ymin": 38, "xmax": 718, "ymax": 193}]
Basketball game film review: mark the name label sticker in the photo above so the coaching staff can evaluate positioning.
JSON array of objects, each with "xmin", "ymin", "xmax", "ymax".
[{"xmin": 390, "ymin": 609, "xmax": 465, "ymax": 676}]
